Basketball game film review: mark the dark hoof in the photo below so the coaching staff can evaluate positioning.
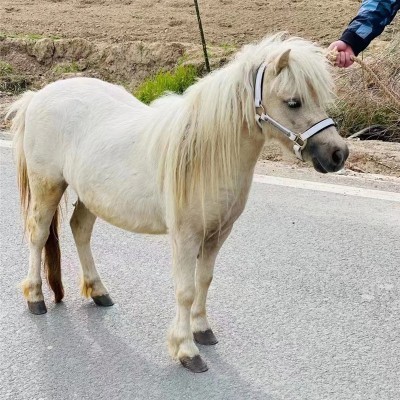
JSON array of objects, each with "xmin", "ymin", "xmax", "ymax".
[
  {"xmin": 92, "ymin": 294, "xmax": 114, "ymax": 307},
  {"xmin": 193, "ymin": 329, "xmax": 218, "ymax": 345},
  {"xmin": 180, "ymin": 355, "xmax": 208, "ymax": 373},
  {"xmin": 27, "ymin": 301, "xmax": 47, "ymax": 315}
]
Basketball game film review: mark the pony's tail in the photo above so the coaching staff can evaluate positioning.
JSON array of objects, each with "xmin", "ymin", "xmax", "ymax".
[
  {"xmin": 6, "ymin": 91, "xmax": 64, "ymax": 303},
  {"xmin": 45, "ymin": 210, "xmax": 64, "ymax": 302},
  {"xmin": 6, "ymin": 91, "xmax": 36, "ymax": 224}
]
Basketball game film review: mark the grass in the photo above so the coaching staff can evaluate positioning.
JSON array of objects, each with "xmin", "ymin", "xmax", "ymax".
[
  {"xmin": 134, "ymin": 64, "xmax": 199, "ymax": 104},
  {"xmin": 0, "ymin": 75, "xmax": 30, "ymax": 94},
  {"xmin": 0, "ymin": 61, "xmax": 29, "ymax": 94},
  {"xmin": 52, "ymin": 62, "xmax": 81, "ymax": 75},
  {"xmin": 25, "ymin": 33, "xmax": 45, "ymax": 40},
  {"xmin": 220, "ymin": 43, "xmax": 236, "ymax": 53},
  {"xmin": 0, "ymin": 32, "xmax": 61, "ymax": 41},
  {"xmin": 0, "ymin": 61, "xmax": 13, "ymax": 76}
]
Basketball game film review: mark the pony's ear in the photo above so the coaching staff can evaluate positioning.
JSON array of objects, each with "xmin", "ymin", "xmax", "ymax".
[{"xmin": 274, "ymin": 49, "xmax": 291, "ymax": 75}]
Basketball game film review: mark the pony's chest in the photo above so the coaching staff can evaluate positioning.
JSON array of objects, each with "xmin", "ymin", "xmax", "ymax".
[{"xmin": 204, "ymin": 179, "xmax": 253, "ymax": 230}]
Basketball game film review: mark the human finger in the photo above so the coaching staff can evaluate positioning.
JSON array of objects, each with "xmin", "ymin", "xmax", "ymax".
[
  {"xmin": 339, "ymin": 51, "xmax": 346, "ymax": 67},
  {"xmin": 344, "ymin": 52, "xmax": 352, "ymax": 68}
]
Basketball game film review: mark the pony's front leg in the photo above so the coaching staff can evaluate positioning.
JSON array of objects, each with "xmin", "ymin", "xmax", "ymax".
[
  {"xmin": 168, "ymin": 233, "xmax": 208, "ymax": 373},
  {"xmin": 191, "ymin": 226, "xmax": 232, "ymax": 345}
]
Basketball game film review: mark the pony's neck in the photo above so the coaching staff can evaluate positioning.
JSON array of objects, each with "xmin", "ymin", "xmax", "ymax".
[
  {"xmin": 145, "ymin": 61, "xmax": 266, "ymax": 218},
  {"xmin": 238, "ymin": 124, "xmax": 266, "ymax": 172}
]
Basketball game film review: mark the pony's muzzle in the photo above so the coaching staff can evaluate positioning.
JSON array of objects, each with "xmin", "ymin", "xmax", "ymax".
[
  {"xmin": 313, "ymin": 145, "xmax": 349, "ymax": 173},
  {"xmin": 331, "ymin": 147, "xmax": 348, "ymax": 168},
  {"xmin": 307, "ymin": 132, "xmax": 349, "ymax": 173}
]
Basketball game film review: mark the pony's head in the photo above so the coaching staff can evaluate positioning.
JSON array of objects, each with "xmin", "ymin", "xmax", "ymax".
[
  {"xmin": 249, "ymin": 34, "xmax": 348, "ymax": 172},
  {"xmin": 149, "ymin": 34, "xmax": 350, "ymax": 224}
]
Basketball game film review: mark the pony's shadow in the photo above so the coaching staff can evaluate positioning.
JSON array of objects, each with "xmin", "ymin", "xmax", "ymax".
[{"xmin": 30, "ymin": 301, "xmax": 274, "ymax": 400}]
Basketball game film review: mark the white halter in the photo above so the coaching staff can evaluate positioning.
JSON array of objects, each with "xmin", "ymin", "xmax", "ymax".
[{"xmin": 254, "ymin": 62, "xmax": 336, "ymax": 160}]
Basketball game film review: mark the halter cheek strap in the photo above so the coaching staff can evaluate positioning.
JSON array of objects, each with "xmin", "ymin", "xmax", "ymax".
[
  {"xmin": 254, "ymin": 63, "xmax": 336, "ymax": 161},
  {"xmin": 255, "ymin": 62, "xmax": 267, "ymax": 109}
]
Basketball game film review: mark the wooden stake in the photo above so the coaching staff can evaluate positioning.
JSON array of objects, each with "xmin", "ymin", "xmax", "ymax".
[{"xmin": 193, "ymin": 0, "xmax": 211, "ymax": 72}]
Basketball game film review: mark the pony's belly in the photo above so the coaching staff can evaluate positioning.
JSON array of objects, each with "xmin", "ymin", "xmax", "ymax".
[
  {"xmin": 77, "ymin": 189, "xmax": 168, "ymax": 234},
  {"xmin": 102, "ymin": 213, "xmax": 167, "ymax": 234},
  {"xmin": 88, "ymin": 202, "xmax": 168, "ymax": 234}
]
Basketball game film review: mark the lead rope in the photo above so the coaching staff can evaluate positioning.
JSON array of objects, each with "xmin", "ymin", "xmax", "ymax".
[{"xmin": 326, "ymin": 47, "xmax": 400, "ymax": 109}]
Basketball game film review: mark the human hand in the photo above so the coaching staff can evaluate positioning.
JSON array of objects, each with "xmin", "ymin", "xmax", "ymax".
[{"xmin": 328, "ymin": 40, "xmax": 355, "ymax": 68}]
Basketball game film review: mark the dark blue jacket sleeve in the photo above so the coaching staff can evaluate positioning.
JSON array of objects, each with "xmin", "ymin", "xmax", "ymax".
[{"xmin": 340, "ymin": 0, "xmax": 400, "ymax": 55}]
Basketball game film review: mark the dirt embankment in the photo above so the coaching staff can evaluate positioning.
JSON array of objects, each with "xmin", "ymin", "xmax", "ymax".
[{"xmin": 0, "ymin": 36, "xmax": 230, "ymax": 91}]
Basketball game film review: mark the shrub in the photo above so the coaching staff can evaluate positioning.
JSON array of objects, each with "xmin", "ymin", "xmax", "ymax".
[
  {"xmin": 134, "ymin": 64, "xmax": 198, "ymax": 105},
  {"xmin": 330, "ymin": 32, "xmax": 400, "ymax": 141}
]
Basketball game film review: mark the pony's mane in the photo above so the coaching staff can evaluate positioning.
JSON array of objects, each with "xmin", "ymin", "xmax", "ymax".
[{"xmin": 145, "ymin": 33, "xmax": 334, "ymax": 229}]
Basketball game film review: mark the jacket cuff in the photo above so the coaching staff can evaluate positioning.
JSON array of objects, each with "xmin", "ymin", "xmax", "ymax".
[{"xmin": 340, "ymin": 30, "xmax": 369, "ymax": 56}]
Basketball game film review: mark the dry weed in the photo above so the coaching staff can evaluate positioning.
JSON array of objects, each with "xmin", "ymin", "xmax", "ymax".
[{"xmin": 330, "ymin": 31, "xmax": 400, "ymax": 142}]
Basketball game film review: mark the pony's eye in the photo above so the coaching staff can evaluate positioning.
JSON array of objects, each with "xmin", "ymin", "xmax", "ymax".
[{"xmin": 287, "ymin": 99, "xmax": 301, "ymax": 109}]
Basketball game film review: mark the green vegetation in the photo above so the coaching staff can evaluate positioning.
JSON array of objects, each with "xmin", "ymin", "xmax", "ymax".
[
  {"xmin": 0, "ymin": 61, "xmax": 28, "ymax": 94},
  {"xmin": 134, "ymin": 64, "xmax": 199, "ymax": 105},
  {"xmin": 0, "ymin": 61, "xmax": 13, "ymax": 76},
  {"xmin": 25, "ymin": 33, "xmax": 45, "ymax": 40},
  {"xmin": 52, "ymin": 62, "xmax": 81, "ymax": 75},
  {"xmin": 177, "ymin": 53, "xmax": 190, "ymax": 65},
  {"xmin": 220, "ymin": 43, "xmax": 236, "ymax": 53},
  {"xmin": 0, "ymin": 75, "xmax": 30, "ymax": 94},
  {"xmin": 0, "ymin": 32, "xmax": 61, "ymax": 41}
]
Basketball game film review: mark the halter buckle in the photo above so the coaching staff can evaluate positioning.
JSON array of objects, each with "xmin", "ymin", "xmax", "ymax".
[
  {"xmin": 293, "ymin": 134, "xmax": 306, "ymax": 149},
  {"xmin": 293, "ymin": 135, "xmax": 307, "ymax": 160}
]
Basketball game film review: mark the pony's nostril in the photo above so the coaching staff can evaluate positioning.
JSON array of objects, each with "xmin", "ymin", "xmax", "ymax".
[{"xmin": 332, "ymin": 149, "xmax": 344, "ymax": 166}]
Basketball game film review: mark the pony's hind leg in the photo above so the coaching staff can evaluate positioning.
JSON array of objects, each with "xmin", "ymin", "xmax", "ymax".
[
  {"xmin": 22, "ymin": 174, "xmax": 66, "ymax": 315},
  {"xmin": 191, "ymin": 226, "xmax": 232, "ymax": 345},
  {"xmin": 70, "ymin": 200, "xmax": 113, "ymax": 307},
  {"xmin": 168, "ymin": 231, "xmax": 208, "ymax": 373}
]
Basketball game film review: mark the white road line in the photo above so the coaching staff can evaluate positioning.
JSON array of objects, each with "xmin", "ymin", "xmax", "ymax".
[
  {"xmin": 0, "ymin": 139, "xmax": 12, "ymax": 148},
  {"xmin": 254, "ymin": 174, "xmax": 400, "ymax": 202}
]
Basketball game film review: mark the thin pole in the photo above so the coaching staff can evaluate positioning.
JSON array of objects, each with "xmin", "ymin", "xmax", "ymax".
[{"xmin": 193, "ymin": 0, "xmax": 211, "ymax": 72}]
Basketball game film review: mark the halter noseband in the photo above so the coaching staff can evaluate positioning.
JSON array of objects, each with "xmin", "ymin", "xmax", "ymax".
[{"xmin": 254, "ymin": 62, "xmax": 336, "ymax": 160}]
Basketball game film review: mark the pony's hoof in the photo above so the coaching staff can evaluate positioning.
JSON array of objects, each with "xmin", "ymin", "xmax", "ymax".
[
  {"xmin": 180, "ymin": 355, "xmax": 208, "ymax": 373},
  {"xmin": 92, "ymin": 294, "xmax": 114, "ymax": 307},
  {"xmin": 193, "ymin": 329, "xmax": 218, "ymax": 345},
  {"xmin": 27, "ymin": 301, "xmax": 47, "ymax": 315}
]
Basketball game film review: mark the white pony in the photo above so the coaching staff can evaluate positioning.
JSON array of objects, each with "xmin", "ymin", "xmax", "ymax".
[{"xmin": 8, "ymin": 33, "xmax": 348, "ymax": 372}]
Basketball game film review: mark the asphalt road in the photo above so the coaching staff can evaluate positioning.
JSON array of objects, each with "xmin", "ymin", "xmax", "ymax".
[{"xmin": 1, "ymin": 145, "xmax": 400, "ymax": 400}]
